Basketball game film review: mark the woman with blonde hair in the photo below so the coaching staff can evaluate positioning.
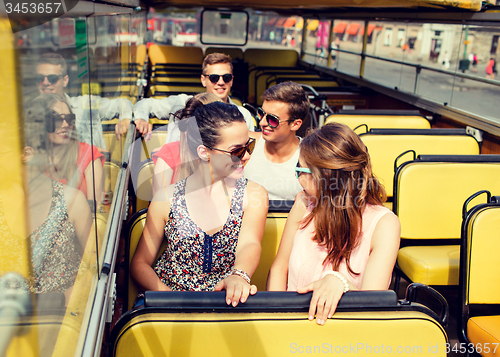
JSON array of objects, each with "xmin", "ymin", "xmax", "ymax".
[{"xmin": 268, "ymin": 122, "xmax": 400, "ymax": 324}]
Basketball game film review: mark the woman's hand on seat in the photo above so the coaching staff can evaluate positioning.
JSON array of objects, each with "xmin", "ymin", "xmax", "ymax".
[
  {"xmin": 297, "ymin": 274, "xmax": 345, "ymax": 325},
  {"xmin": 214, "ymin": 275, "xmax": 257, "ymax": 307}
]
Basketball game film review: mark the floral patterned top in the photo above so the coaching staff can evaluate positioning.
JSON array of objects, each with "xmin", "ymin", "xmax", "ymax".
[
  {"xmin": 154, "ymin": 177, "xmax": 248, "ymax": 291},
  {"xmin": 30, "ymin": 180, "xmax": 82, "ymax": 293}
]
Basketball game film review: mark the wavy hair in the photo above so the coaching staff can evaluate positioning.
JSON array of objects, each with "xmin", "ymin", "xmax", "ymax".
[
  {"xmin": 174, "ymin": 93, "xmax": 222, "ymax": 181},
  {"xmin": 300, "ymin": 122, "xmax": 386, "ymax": 275},
  {"xmin": 25, "ymin": 93, "xmax": 78, "ymax": 186},
  {"xmin": 186, "ymin": 101, "xmax": 245, "ymax": 157}
]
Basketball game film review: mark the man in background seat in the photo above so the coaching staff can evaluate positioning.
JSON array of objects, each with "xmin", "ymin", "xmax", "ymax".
[{"xmin": 130, "ymin": 52, "xmax": 254, "ymax": 141}]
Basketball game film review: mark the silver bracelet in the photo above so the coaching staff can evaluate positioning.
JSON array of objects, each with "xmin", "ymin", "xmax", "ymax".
[
  {"xmin": 227, "ymin": 268, "xmax": 251, "ymax": 284},
  {"xmin": 321, "ymin": 271, "xmax": 350, "ymax": 293}
]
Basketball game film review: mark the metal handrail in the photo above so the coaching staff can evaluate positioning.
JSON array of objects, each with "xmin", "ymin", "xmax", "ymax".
[{"xmin": 304, "ymin": 48, "xmax": 500, "ymax": 92}]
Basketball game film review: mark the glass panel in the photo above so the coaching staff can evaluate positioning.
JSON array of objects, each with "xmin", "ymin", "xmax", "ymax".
[
  {"xmin": 1, "ymin": 14, "xmax": 100, "ymax": 357},
  {"xmin": 201, "ymin": 10, "xmax": 248, "ymax": 46},
  {"xmin": 0, "ymin": 8, "xmax": 146, "ymax": 355}
]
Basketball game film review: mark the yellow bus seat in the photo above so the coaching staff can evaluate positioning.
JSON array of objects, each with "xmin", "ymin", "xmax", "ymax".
[
  {"xmin": 148, "ymin": 44, "xmax": 204, "ymax": 65},
  {"xmin": 325, "ymin": 113, "xmax": 431, "ymax": 130},
  {"xmin": 244, "ymin": 49, "xmax": 300, "ymax": 104},
  {"xmin": 459, "ymin": 194, "xmax": 500, "ymax": 355},
  {"xmin": 139, "ymin": 127, "xmax": 169, "ymax": 162},
  {"xmin": 251, "ymin": 200, "xmax": 293, "ymax": 290},
  {"xmin": 103, "ymin": 161, "xmax": 120, "ymax": 205},
  {"xmin": 244, "ymin": 48, "xmax": 299, "ymax": 68},
  {"xmin": 394, "ymin": 155, "xmax": 500, "ymax": 287},
  {"xmin": 136, "ymin": 44, "xmax": 147, "ymax": 66},
  {"xmin": 134, "ymin": 159, "xmax": 154, "ymax": 212},
  {"xmin": 110, "ymin": 289, "xmax": 448, "ymax": 357},
  {"xmin": 125, "ymin": 208, "xmax": 149, "ymax": 310},
  {"xmin": 360, "ymin": 128, "xmax": 480, "ymax": 199},
  {"xmin": 205, "ymin": 47, "xmax": 243, "ymax": 60},
  {"xmin": 103, "ymin": 131, "xmax": 126, "ymax": 164}
]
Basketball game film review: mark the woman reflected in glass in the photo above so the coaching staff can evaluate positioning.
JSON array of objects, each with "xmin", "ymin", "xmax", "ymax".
[
  {"xmin": 36, "ymin": 93, "xmax": 105, "ymax": 204},
  {"xmin": 23, "ymin": 94, "xmax": 93, "ymax": 303}
]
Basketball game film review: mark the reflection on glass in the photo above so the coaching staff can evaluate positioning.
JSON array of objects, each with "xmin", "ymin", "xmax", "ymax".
[
  {"xmin": 24, "ymin": 94, "xmax": 93, "ymax": 299},
  {"xmin": 201, "ymin": 10, "xmax": 248, "ymax": 45}
]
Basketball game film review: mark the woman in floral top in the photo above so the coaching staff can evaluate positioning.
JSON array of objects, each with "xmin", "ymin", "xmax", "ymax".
[{"xmin": 131, "ymin": 102, "xmax": 268, "ymax": 306}]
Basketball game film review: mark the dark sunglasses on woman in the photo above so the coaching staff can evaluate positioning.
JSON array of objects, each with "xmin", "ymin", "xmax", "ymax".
[
  {"xmin": 46, "ymin": 111, "xmax": 76, "ymax": 133},
  {"xmin": 209, "ymin": 138, "xmax": 256, "ymax": 162},
  {"xmin": 203, "ymin": 73, "xmax": 233, "ymax": 84},
  {"xmin": 35, "ymin": 74, "xmax": 63, "ymax": 85},
  {"xmin": 257, "ymin": 107, "xmax": 293, "ymax": 129}
]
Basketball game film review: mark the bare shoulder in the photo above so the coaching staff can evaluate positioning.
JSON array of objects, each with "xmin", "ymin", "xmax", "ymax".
[{"xmin": 371, "ymin": 210, "xmax": 401, "ymax": 249}]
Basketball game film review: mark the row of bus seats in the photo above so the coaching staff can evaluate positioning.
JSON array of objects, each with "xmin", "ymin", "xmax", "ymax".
[
  {"xmin": 145, "ymin": 44, "xmax": 339, "ymax": 107},
  {"xmin": 115, "ymin": 193, "xmax": 450, "ymax": 357}
]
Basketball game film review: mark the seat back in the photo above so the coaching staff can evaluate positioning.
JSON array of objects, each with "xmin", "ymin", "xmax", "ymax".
[
  {"xmin": 461, "ymin": 197, "xmax": 500, "ymax": 306},
  {"xmin": 103, "ymin": 131, "xmax": 125, "ymax": 164},
  {"xmin": 134, "ymin": 159, "xmax": 154, "ymax": 212},
  {"xmin": 325, "ymin": 115, "xmax": 431, "ymax": 130},
  {"xmin": 148, "ymin": 45, "xmax": 204, "ymax": 65},
  {"xmin": 111, "ymin": 291, "xmax": 448, "ymax": 357},
  {"xmin": 394, "ymin": 155, "xmax": 500, "ymax": 240},
  {"xmin": 125, "ymin": 209, "xmax": 149, "ymax": 310},
  {"xmin": 252, "ymin": 212, "xmax": 288, "ymax": 291},
  {"xmin": 205, "ymin": 47, "xmax": 243, "ymax": 60},
  {"xmin": 360, "ymin": 129, "xmax": 480, "ymax": 198}
]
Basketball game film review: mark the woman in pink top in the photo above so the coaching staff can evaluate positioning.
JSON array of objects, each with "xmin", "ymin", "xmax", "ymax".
[{"xmin": 268, "ymin": 123, "xmax": 400, "ymax": 325}]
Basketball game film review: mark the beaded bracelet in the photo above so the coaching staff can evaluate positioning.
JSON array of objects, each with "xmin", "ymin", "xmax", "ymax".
[
  {"xmin": 227, "ymin": 268, "xmax": 251, "ymax": 284},
  {"xmin": 321, "ymin": 271, "xmax": 350, "ymax": 293}
]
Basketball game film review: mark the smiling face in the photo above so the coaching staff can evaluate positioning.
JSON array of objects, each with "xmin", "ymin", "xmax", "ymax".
[
  {"xmin": 201, "ymin": 63, "xmax": 233, "ymax": 103},
  {"xmin": 36, "ymin": 63, "xmax": 68, "ymax": 97},
  {"xmin": 259, "ymin": 100, "xmax": 301, "ymax": 143},
  {"xmin": 207, "ymin": 121, "xmax": 251, "ymax": 180},
  {"xmin": 47, "ymin": 101, "xmax": 73, "ymax": 146}
]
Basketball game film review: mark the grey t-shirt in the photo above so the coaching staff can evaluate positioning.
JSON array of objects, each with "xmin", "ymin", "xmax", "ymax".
[{"xmin": 244, "ymin": 137, "xmax": 303, "ymax": 201}]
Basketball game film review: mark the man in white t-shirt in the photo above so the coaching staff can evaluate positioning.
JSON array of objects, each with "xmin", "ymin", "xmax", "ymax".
[
  {"xmin": 130, "ymin": 52, "xmax": 254, "ymax": 141},
  {"xmin": 245, "ymin": 81, "xmax": 309, "ymax": 201}
]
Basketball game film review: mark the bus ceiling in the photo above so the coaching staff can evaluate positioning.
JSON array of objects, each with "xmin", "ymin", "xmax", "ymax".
[{"xmin": 140, "ymin": 0, "xmax": 492, "ymax": 12}]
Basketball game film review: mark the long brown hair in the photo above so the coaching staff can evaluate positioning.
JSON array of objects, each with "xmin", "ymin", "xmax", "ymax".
[
  {"xmin": 300, "ymin": 122, "xmax": 386, "ymax": 275},
  {"xmin": 174, "ymin": 93, "xmax": 222, "ymax": 181}
]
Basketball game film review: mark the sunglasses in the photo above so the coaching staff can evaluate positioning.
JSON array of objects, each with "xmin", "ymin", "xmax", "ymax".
[
  {"xmin": 295, "ymin": 162, "xmax": 311, "ymax": 179},
  {"xmin": 209, "ymin": 138, "xmax": 256, "ymax": 162},
  {"xmin": 35, "ymin": 74, "xmax": 63, "ymax": 84},
  {"xmin": 257, "ymin": 107, "xmax": 293, "ymax": 129},
  {"xmin": 203, "ymin": 73, "xmax": 233, "ymax": 84},
  {"xmin": 46, "ymin": 111, "xmax": 76, "ymax": 133}
]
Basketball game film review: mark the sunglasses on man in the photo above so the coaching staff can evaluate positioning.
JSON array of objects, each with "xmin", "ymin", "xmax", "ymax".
[
  {"xmin": 203, "ymin": 73, "xmax": 233, "ymax": 84},
  {"xmin": 46, "ymin": 111, "xmax": 76, "ymax": 133},
  {"xmin": 208, "ymin": 138, "xmax": 256, "ymax": 162},
  {"xmin": 35, "ymin": 74, "xmax": 63, "ymax": 85},
  {"xmin": 295, "ymin": 162, "xmax": 311, "ymax": 179},
  {"xmin": 257, "ymin": 107, "xmax": 294, "ymax": 129}
]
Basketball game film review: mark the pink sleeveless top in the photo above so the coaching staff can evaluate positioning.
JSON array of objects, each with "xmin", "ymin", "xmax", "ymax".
[{"xmin": 287, "ymin": 204, "xmax": 393, "ymax": 291}]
